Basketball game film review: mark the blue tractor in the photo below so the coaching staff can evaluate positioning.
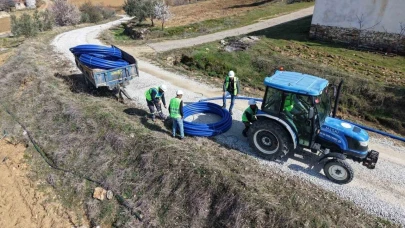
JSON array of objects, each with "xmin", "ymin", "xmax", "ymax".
[{"xmin": 248, "ymin": 71, "xmax": 379, "ymax": 184}]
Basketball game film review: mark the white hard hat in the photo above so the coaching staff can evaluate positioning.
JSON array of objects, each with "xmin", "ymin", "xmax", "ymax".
[
  {"xmin": 228, "ymin": 70, "xmax": 235, "ymax": 77},
  {"xmin": 159, "ymin": 84, "xmax": 167, "ymax": 92},
  {"xmin": 176, "ymin": 90, "xmax": 183, "ymax": 95},
  {"xmin": 248, "ymin": 99, "xmax": 256, "ymax": 105}
]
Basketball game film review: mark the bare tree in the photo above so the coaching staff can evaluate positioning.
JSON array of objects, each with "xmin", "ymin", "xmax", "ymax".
[
  {"xmin": 395, "ymin": 22, "xmax": 405, "ymax": 51},
  {"xmin": 154, "ymin": 1, "xmax": 172, "ymax": 30},
  {"xmin": 51, "ymin": 0, "xmax": 81, "ymax": 26},
  {"xmin": 356, "ymin": 14, "xmax": 381, "ymax": 47}
]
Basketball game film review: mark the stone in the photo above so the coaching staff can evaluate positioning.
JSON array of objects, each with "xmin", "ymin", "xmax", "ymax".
[
  {"xmin": 93, "ymin": 187, "xmax": 107, "ymax": 201},
  {"xmin": 106, "ymin": 190, "xmax": 113, "ymax": 200}
]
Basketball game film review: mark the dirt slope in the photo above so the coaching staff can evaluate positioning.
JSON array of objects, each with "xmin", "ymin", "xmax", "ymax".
[{"xmin": 0, "ymin": 140, "xmax": 76, "ymax": 228}]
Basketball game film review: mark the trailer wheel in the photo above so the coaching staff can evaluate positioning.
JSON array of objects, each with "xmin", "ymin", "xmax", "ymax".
[
  {"xmin": 248, "ymin": 120, "xmax": 293, "ymax": 160},
  {"xmin": 323, "ymin": 159, "xmax": 354, "ymax": 184}
]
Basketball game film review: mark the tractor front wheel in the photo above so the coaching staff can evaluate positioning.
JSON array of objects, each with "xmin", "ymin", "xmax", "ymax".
[
  {"xmin": 323, "ymin": 159, "xmax": 354, "ymax": 184},
  {"xmin": 248, "ymin": 120, "xmax": 293, "ymax": 160}
]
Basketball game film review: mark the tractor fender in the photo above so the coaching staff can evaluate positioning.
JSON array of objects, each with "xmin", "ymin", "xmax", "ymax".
[
  {"xmin": 318, "ymin": 152, "xmax": 347, "ymax": 164},
  {"xmin": 256, "ymin": 114, "xmax": 298, "ymax": 149}
]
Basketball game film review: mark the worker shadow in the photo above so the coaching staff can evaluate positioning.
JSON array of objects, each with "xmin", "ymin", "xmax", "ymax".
[
  {"xmin": 123, "ymin": 107, "xmax": 172, "ymax": 134},
  {"xmin": 54, "ymin": 73, "xmax": 120, "ymax": 100}
]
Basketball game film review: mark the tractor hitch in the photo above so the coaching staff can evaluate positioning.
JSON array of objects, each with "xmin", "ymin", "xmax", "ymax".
[{"xmin": 362, "ymin": 150, "xmax": 379, "ymax": 169}]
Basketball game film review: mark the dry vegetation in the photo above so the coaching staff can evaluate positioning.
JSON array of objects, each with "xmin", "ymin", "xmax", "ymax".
[
  {"xmin": 69, "ymin": 0, "xmax": 125, "ymax": 7},
  {"xmin": 0, "ymin": 34, "xmax": 399, "ymax": 227}
]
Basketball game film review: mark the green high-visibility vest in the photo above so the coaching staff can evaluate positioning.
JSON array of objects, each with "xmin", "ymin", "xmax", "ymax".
[
  {"xmin": 284, "ymin": 94, "xmax": 294, "ymax": 112},
  {"xmin": 169, "ymin": 97, "xmax": 182, "ymax": 118},
  {"xmin": 224, "ymin": 76, "xmax": 238, "ymax": 95},
  {"xmin": 242, "ymin": 106, "xmax": 257, "ymax": 122},
  {"xmin": 145, "ymin": 87, "xmax": 162, "ymax": 101}
]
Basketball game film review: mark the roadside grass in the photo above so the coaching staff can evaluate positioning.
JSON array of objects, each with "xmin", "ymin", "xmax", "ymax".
[
  {"xmin": 0, "ymin": 34, "xmax": 400, "ymax": 227},
  {"xmin": 156, "ymin": 16, "xmax": 405, "ymax": 136},
  {"xmin": 100, "ymin": 1, "xmax": 314, "ymax": 45}
]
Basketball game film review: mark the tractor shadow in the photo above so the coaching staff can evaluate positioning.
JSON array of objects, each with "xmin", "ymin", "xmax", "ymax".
[
  {"xmin": 190, "ymin": 112, "xmax": 331, "ymax": 182},
  {"xmin": 275, "ymin": 149, "xmax": 330, "ymax": 182},
  {"xmin": 123, "ymin": 107, "xmax": 172, "ymax": 134},
  {"xmin": 54, "ymin": 72, "xmax": 121, "ymax": 101}
]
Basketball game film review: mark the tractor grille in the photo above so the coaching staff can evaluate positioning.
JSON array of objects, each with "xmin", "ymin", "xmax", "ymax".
[{"xmin": 345, "ymin": 136, "xmax": 368, "ymax": 152}]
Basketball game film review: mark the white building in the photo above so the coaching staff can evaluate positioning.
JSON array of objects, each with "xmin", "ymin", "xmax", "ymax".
[
  {"xmin": 309, "ymin": 0, "xmax": 405, "ymax": 53},
  {"xmin": 25, "ymin": 0, "xmax": 36, "ymax": 8}
]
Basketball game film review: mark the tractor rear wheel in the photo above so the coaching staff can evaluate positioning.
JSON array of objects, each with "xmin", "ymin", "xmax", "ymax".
[
  {"xmin": 248, "ymin": 120, "xmax": 293, "ymax": 160},
  {"xmin": 323, "ymin": 159, "xmax": 354, "ymax": 184}
]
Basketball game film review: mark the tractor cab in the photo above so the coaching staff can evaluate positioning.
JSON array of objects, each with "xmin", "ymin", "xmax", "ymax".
[
  {"xmin": 259, "ymin": 70, "xmax": 330, "ymax": 148},
  {"xmin": 248, "ymin": 70, "xmax": 379, "ymax": 184}
]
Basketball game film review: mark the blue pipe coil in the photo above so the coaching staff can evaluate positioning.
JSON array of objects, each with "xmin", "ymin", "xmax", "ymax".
[
  {"xmin": 70, "ymin": 44, "xmax": 128, "ymax": 70},
  {"xmin": 183, "ymin": 102, "xmax": 232, "ymax": 137}
]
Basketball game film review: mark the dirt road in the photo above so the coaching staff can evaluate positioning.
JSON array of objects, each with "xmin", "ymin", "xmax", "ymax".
[{"xmin": 52, "ymin": 15, "xmax": 405, "ymax": 226}]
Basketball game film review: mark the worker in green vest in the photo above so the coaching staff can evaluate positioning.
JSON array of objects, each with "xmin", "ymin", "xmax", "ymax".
[
  {"xmin": 222, "ymin": 70, "xmax": 240, "ymax": 115},
  {"xmin": 169, "ymin": 90, "xmax": 184, "ymax": 139},
  {"xmin": 145, "ymin": 84, "xmax": 168, "ymax": 121},
  {"xmin": 283, "ymin": 93, "xmax": 294, "ymax": 112},
  {"xmin": 242, "ymin": 99, "xmax": 258, "ymax": 137}
]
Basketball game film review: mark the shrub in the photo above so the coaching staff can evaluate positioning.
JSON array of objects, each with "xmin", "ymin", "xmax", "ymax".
[
  {"xmin": 51, "ymin": 0, "xmax": 81, "ymax": 26},
  {"xmin": 80, "ymin": 2, "xmax": 103, "ymax": 23},
  {"xmin": 99, "ymin": 6, "xmax": 116, "ymax": 20},
  {"xmin": 0, "ymin": 0, "xmax": 14, "ymax": 11},
  {"xmin": 80, "ymin": 1, "xmax": 116, "ymax": 23},
  {"xmin": 10, "ymin": 10, "xmax": 53, "ymax": 37}
]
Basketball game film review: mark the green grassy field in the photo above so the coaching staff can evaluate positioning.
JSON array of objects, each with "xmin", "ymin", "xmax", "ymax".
[{"xmin": 156, "ymin": 16, "xmax": 405, "ymax": 135}]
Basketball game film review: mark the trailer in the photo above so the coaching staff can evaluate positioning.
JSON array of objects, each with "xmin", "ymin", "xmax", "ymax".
[{"xmin": 72, "ymin": 45, "xmax": 139, "ymax": 101}]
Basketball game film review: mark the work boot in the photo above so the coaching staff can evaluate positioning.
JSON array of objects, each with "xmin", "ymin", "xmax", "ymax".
[
  {"xmin": 242, "ymin": 131, "xmax": 247, "ymax": 137},
  {"xmin": 229, "ymin": 110, "xmax": 233, "ymax": 115}
]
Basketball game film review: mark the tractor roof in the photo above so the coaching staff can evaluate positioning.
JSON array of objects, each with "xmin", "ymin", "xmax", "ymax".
[{"xmin": 264, "ymin": 71, "xmax": 329, "ymax": 96}]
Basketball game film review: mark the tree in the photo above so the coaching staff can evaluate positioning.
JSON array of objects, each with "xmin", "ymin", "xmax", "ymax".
[
  {"xmin": 51, "ymin": 0, "xmax": 81, "ymax": 26},
  {"xmin": 123, "ymin": 0, "xmax": 147, "ymax": 23},
  {"xmin": 123, "ymin": 0, "xmax": 159, "ymax": 25},
  {"xmin": 154, "ymin": 1, "xmax": 172, "ymax": 30},
  {"xmin": 144, "ymin": 0, "xmax": 159, "ymax": 26}
]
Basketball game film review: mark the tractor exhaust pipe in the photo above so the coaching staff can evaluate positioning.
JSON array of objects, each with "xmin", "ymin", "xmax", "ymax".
[{"xmin": 332, "ymin": 80, "xmax": 343, "ymax": 118}]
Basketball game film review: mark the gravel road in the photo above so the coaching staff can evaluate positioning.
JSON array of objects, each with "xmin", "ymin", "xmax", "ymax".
[{"xmin": 51, "ymin": 16, "xmax": 405, "ymax": 226}]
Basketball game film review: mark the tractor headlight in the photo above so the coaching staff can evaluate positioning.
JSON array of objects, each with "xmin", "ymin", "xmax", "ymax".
[{"xmin": 359, "ymin": 140, "xmax": 369, "ymax": 147}]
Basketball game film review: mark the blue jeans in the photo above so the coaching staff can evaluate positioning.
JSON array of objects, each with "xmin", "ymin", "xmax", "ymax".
[
  {"xmin": 172, "ymin": 117, "xmax": 184, "ymax": 138},
  {"xmin": 222, "ymin": 92, "xmax": 236, "ymax": 112}
]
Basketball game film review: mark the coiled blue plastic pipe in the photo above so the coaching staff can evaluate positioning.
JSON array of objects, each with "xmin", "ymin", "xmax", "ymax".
[
  {"xmin": 183, "ymin": 102, "xmax": 232, "ymax": 137},
  {"xmin": 69, "ymin": 44, "xmax": 129, "ymax": 70}
]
